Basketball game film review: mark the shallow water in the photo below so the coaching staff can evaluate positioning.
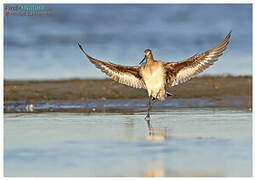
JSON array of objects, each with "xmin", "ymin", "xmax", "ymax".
[
  {"xmin": 4, "ymin": 98, "xmax": 252, "ymax": 113},
  {"xmin": 4, "ymin": 108, "xmax": 252, "ymax": 177}
]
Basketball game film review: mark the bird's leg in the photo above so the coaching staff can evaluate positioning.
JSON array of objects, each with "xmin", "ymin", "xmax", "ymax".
[
  {"xmin": 145, "ymin": 96, "xmax": 152, "ymax": 121},
  {"xmin": 153, "ymin": 91, "xmax": 161, "ymax": 104},
  {"xmin": 152, "ymin": 97, "xmax": 157, "ymax": 104}
]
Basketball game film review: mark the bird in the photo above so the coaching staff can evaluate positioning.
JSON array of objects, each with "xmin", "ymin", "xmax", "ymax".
[{"xmin": 78, "ymin": 31, "xmax": 231, "ymax": 121}]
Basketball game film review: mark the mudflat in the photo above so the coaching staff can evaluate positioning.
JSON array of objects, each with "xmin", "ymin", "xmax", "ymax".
[{"xmin": 4, "ymin": 76, "xmax": 252, "ymax": 102}]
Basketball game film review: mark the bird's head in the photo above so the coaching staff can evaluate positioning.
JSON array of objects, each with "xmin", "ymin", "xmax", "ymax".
[
  {"xmin": 144, "ymin": 49, "xmax": 152, "ymax": 56},
  {"xmin": 139, "ymin": 49, "xmax": 153, "ymax": 64}
]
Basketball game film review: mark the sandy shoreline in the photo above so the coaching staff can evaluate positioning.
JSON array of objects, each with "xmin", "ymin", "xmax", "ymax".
[{"xmin": 4, "ymin": 76, "xmax": 252, "ymax": 102}]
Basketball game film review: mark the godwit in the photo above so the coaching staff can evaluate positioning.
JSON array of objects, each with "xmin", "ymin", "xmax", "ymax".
[{"xmin": 78, "ymin": 32, "xmax": 231, "ymax": 121}]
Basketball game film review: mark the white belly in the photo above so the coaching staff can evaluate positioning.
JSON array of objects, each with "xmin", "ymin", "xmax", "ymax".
[{"xmin": 142, "ymin": 65, "xmax": 165, "ymax": 99}]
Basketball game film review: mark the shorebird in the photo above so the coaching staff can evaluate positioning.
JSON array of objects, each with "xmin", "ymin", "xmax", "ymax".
[{"xmin": 78, "ymin": 32, "xmax": 231, "ymax": 121}]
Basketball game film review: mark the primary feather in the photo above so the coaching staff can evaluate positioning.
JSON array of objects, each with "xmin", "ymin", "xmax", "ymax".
[
  {"xmin": 78, "ymin": 43, "xmax": 145, "ymax": 89},
  {"xmin": 164, "ymin": 31, "xmax": 231, "ymax": 86}
]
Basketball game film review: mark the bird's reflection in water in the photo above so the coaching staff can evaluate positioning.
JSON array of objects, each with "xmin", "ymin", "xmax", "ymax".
[
  {"xmin": 146, "ymin": 120, "xmax": 167, "ymax": 141},
  {"xmin": 144, "ymin": 168, "xmax": 165, "ymax": 177}
]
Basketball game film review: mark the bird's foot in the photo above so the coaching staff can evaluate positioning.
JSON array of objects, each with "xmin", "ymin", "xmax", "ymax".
[{"xmin": 144, "ymin": 113, "xmax": 151, "ymax": 121}]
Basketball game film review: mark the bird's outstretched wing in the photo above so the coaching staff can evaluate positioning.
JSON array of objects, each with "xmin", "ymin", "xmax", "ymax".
[
  {"xmin": 164, "ymin": 31, "xmax": 231, "ymax": 86},
  {"xmin": 78, "ymin": 43, "xmax": 145, "ymax": 89}
]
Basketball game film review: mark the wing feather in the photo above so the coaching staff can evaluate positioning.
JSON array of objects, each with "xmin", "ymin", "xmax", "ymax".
[
  {"xmin": 78, "ymin": 43, "xmax": 145, "ymax": 89},
  {"xmin": 164, "ymin": 31, "xmax": 231, "ymax": 86}
]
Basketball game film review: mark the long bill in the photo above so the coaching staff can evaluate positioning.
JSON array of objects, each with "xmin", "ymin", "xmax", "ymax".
[{"xmin": 139, "ymin": 56, "xmax": 146, "ymax": 65}]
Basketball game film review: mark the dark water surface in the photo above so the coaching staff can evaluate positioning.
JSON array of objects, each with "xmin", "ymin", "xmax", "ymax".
[
  {"xmin": 4, "ymin": 98, "xmax": 252, "ymax": 113},
  {"xmin": 4, "ymin": 108, "xmax": 252, "ymax": 177}
]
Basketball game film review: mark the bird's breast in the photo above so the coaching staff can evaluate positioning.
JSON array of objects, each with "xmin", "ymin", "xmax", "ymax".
[{"xmin": 141, "ymin": 62, "xmax": 166, "ymax": 91}]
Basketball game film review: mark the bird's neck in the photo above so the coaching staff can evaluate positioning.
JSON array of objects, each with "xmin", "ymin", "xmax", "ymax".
[{"xmin": 146, "ymin": 55, "xmax": 154, "ymax": 63}]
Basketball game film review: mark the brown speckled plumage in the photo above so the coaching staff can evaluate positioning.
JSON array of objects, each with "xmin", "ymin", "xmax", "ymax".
[{"xmin": 164, "ymin": 31, "xmax": 231, "ymax": 86}]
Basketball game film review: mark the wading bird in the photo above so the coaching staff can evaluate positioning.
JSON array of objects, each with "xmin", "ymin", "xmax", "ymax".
[{"xmin": 78, "ymin": 32, "xmax": 231, "ymax": 121}]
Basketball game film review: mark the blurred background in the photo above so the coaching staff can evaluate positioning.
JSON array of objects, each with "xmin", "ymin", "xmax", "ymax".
[{"xmin": 4, "ymin": 4, "xmax": 252, "ymax": 80}]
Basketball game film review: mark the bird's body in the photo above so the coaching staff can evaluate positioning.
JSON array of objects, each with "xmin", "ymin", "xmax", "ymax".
[
  {"xmin": 140, "ymin": 60, "xmax": 166, "ymax": 100},
  {"xmin": 78, "ymin": 32, "xmax": 231, "ymax": 121}
]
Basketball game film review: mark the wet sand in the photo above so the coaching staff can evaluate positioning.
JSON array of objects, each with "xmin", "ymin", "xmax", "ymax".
[
  {"xmin": 4, "ymin": 108, "xmax": 252, "ymax": 177},
  {"xmin": 4, "ymin": 76, "xmax": 252, "ymax": 102}
]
